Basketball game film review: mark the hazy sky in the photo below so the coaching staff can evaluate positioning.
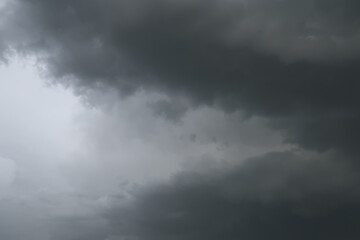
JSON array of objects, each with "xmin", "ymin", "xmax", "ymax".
[{"xmin": 1, "ymin": 1, "xmax": 360, "ymax": 240}]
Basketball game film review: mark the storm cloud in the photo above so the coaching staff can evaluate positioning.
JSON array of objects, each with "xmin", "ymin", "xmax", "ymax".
[
  {"xmin": 1, "ymin": 0, "xmax": 360, "ymax": 239},
  {"xmin": 105, "ymin": 151, "xmax": 360, "ymax": 240},
  {"xmin": 1, "ymin": 0, "xmax": 360, "ymax": 153}
]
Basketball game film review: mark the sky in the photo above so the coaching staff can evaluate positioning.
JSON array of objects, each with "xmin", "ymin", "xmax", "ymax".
[{"xmin": 0, "ymin": 0, "xmax": 360, "ymax": 239}]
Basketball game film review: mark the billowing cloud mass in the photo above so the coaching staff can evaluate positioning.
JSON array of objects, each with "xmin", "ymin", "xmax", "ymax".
[
  {"xmin": 104, "ymin": 152, "xmax": 360, "ymax": 240},
  {"xmin": 1, "ymin": 0, "xmax": 360, "ymax": 154},
  {"xmin": 1, "ymin": 0, "xmax": 360, "ymax": 239}
]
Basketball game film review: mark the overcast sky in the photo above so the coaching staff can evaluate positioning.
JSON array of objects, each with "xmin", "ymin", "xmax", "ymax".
[{"xmin": 1, "ymin": 0, "xmax": 360, "ymax": 240}]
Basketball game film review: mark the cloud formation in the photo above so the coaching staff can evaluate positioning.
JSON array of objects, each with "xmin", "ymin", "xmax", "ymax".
[
  {"xmin": 1, "ymin": 0, "xmax": 360, "ymax": 154},
  {"xmin": 1, "ymin": 1, "xmax": 360, "ymax": 239},
  {"xmin": 104, "ymin": 151, "xmax": 360, "ymax": 240},
  {"xmin": 0, "ymin": 58, "xmax": 289, "ymax": 240}
]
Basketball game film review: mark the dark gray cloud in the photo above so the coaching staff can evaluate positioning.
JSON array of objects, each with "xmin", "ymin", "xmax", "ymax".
[
  {"xmin": 1, "ymin": 0, "xmax": 360, "ymax": 153},
  {"xmin": 1, "ymin": 2, "xmax": 360, "ymax": 239},
  {"xmin": 104, "ymin": 151, "xmax": 360, "ymax": 240},
  {"xmin": 149, "ymin": 98, "xmax": 189, "ymax": 123}
]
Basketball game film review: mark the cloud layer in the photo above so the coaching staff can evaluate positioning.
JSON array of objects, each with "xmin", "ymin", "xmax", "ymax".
[
  {"xmin": 1, "ymin": 0, "xmax": 360, "ymax": 154},
  {"xmin": 104, "ymin": 151, "xmax": 360, "ymax": 240},
  {"xmin": 1, "ymin": 1, "xmax": 360, "ymax": 239}
]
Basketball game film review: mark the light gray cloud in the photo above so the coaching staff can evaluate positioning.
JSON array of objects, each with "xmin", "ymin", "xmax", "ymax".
[{"xmin": 0, "ymin": 58, "xmax": 289, "ymax": 240}]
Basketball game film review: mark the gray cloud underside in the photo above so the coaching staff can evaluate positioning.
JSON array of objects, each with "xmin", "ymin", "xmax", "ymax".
[
  {"xmin": 8, "ymin": 151, "xmax": 355, "ymax": 240},
  {"xmin": 6, "ymin": 151, "xmax": 359, "ymax": 240},
  {"xmin": 1, "ymin": 0, "xmax": 360, "ymax": 154},
  {"xmin": 104, "ymin": 151, "xmax": 360, "ymax": 240},
  {"xmin": 1, "ymin": 2, "xmax": 360, "ymax": 239}
]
